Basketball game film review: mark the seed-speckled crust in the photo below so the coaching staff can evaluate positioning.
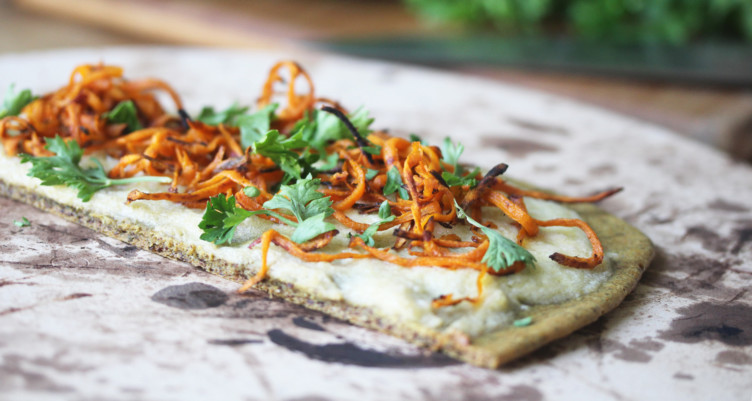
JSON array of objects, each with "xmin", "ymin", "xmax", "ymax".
[{"xmin": 0, "ymin": 178, "xmax": 653, "ymax": 368}]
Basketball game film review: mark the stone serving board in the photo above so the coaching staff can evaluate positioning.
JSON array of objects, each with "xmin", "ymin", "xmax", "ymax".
[{"xmin": 0, "ymin": 47, "xmax": 750, "ymax": 401}]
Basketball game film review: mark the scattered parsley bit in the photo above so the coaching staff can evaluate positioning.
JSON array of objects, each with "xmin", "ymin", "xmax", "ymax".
[
  {"xmin": 409, "ymin": 133, "xmax": 426, "ymax": 144},
  {"xmin": 455, "ymin": 201, "xmax": 536, "ymax": 273},
  {"xmin": 442, "ymin": 167, "xmax": 479, "ymax": 188},
  {"xmin": 350, "ymin": 201, "xmax": 396, "ymax": 246},
  {"xmin": 377, "ymin": 200, "xmax": 392, "ymax": 220},
  {"xmin": 243, "ymin": 186, "xmax": 261, "ymax": 197},
  {"xmin": 102, "ymin": 100, "xmax": 142, "ymax": 133},
  {"xmin": 439, "ymin": 137, "xmax": 478, "ymax": 188},
  {"xmin": 197, "ymin": 102, "xmax": 249, "ymax": 126},
  {"xmin": 441, "ymin": 137, "xmax": 465, "ymax": 174},
  {"xmin": 365, "ymin": 168, "xmax": 380, "ymax": 180},
  {"xmin": 20, "ymin": 136, "xmax": 172, "ymax": 202},
  {"xmin": 0, "ymin": 84, "xmax": 35, "ymax": 119},
  {"xmin": 513, "ymin": 317, "xmax": 533, "ymax": 327},
  {"xmin": 13, "ymin": 216, "xmax": 30, "ymax": 227},
  {"xmin": 383, "ymin": 166, "xmax": 409, "ymax": 200},
  {"xmin": 238, "ymin": 103, "xmax": 278, "ymax": 148}
]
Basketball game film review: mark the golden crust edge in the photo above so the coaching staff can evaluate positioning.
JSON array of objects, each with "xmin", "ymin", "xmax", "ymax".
[
  {"xmin": 0, "ymin": 179, "xmax": 654, "ymax": 369},
  {"xmin": 476, "ymin": 203, "xmax": 654, "ymax": 367}
]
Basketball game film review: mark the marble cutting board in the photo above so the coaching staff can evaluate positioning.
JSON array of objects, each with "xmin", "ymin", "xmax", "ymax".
[{"xmin": 0, "ymin": 47, "xmax": 750, "ymax": 401}]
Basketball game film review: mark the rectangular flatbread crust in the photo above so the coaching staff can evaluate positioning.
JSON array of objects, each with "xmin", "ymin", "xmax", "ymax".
[{"xmin": 0, "ymin": 158, "xmax": 654, "ymax": 368}]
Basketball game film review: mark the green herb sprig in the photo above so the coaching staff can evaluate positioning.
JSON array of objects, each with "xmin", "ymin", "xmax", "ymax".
[
  {"xmin": 102, "ymin": 100, "xmax": 143, "ymax": 133},
  {"xmin": 20, "ymin": 136, "xmax": 171, "ymax": 202},
  {"xmin": 238, "ymin": 104, "xmax": 278, "ymax": 148},
  {"xmin": 310, "ymin": 106, "xmax": 374, "ymax": 151},
  {"xmin": 197, "ymin": 102, "xmax": 249, "ymax": 126},
  {"xmin": 251, "ymin": 128, "xmax": 315, "ymax": 182},
  {"xmin": 350, "ymin": 201, "xmax": 396, "ymax": 246},
  {"xmin": 455, "ymin": 200, "xmax": 535, "ymax": 273},
  {"xmin": 199, "ymin": 178, "xmax": 336, "ymax": 245},
  {"xmin": 199, "ymin": 189, "xmax": 299, "ymax": 245},
  {"xmin": 383, "ymin": 166, "xmax": 409, "ymax": 200},
  {"xmin": 0, "ymin": 84, "xmax": 35, "ymax": 119},
  {"xmin": 440, "ymin": 137, "xmax": 478, "ymax": 188},
  {"xmin": 196, "ymin": 102, "xmax": 279, "ymax": 150}
]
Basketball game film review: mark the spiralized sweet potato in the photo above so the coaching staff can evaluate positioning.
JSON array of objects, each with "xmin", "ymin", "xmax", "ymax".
[{"xmin": 0, "ymin": 61, "xmax": 620, "ymax": 308}]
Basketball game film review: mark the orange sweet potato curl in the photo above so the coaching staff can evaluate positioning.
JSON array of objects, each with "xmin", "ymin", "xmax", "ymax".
[{"xmin": 0, "ymin": 62, "xmax": 621, "ymax": 308}]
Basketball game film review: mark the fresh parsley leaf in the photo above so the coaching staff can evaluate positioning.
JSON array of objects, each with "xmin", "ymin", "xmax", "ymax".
[
  {"xmin": 199, "ymin": 195, "xmax": 253, "ymax": 245},
  {"xmin": 197, "ymin": 102, "xmax": 249, "ymax": 126},
  {"xmin": 102, "ymin": 100, "xmax": 142, "ymax": 133},
  {"xmin": 347, "ymin": 106, "xmax": 375, "ymax": 135},
  {"xmin": 238, "ymin": 103, "xmax": 278, "ymax": 149},
  {"xmin": 316, "ymin": 153, "xmax": 340, "ymax": 172},
  {"xmin": 441, "ymin": 171, "xmax": 475, "ymax": 187},
  {"xmin": 351, "ymin": 224, "xmax": 379, "ymax": 247},
  {"xmin": 383, "ymin": 166, "xmax": 409, "ymax": 200},
  {"xmin": 365, "ymin": 168, "xmax": 379, "ymax": 180},
  {"xmin": 46, "ymin": 134, "xmax": 83, "ymax": 164},
  {"xmin": 298, "ymin": 147, "xmax": 322, "ymax": 174},
  {"xmin": 361, "ymin": 145, "xmax": 382, "ymax": 155},
  {"xmin": 439, "ymin": 138, "xmax": 479, "ymax": 188},
  {"xmin": 480, "ymin": 231, "xmax": 536, "ymax": 273},
  {"xmin": 290, "ymin": 213, "xmax": 335, "ymax": 243},
  {"xmin": 289, "ymin": 107, "xmax": 374, "ymax": 154},
  {"xmin": 291, "ymin": 110, "xmax": 316, "ymax": 141},
  {"xmin": 262, "ymin": 178, "xmax": 336, "ymax": 243},
  {"xmin": 251, "ymin": 129, "xmax": 309, "ymax": 180},
  {"xmin": 513, "ymin": 317, "xmax": 533, "ymax": 327},
  {"xmin": 263, "ymin": 178, "xmax": 333, "ymax": 222},
  {"xmin": 441, "ymin": 137, "xmax": 465, "ymax": 175},
  {"xmin": 377, "ymin": 200, "xmax": 392, "ymax": 220},
  {"xmin": 441, "ymin": 167, "xmax": 480, "ymax": 188},
  {"xmin": 13, "ymin": 216, "xmax": 30, "ymax": 227},
  {"xmin": 200, "ymin": 179, "xmax": 338, "ymax": 245},
  {"xmin": 350, "ymin": 201, "xmax": 395, "ymax": 246},
  {"xmin": 454, "ymin": 201, "xmax": 535, "ymax": 273},
  {"xmin": 309, "ymin": 106, "xmax": 373, "ymax": 150},
  {"xmin": 20, "ymin": 136, "xmax": 171, "ymax": 202},
  {"xmin": 198, "ymin": 193, "xmax": 297, "ymax": 245},
  {"xmin": 0, "ymin": 84, "xmax": 34, "ymax": 119},
  {"xmin": 313, "ymin": 109, "xmax": 343, "ymax": 145}
]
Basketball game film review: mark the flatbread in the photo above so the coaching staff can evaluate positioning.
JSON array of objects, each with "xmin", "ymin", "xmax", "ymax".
[
  {"xmin": 0, "ymin": 171, "xmax": 653, "ymax": 368},
  {"xmin": 0, "ymin": 53, "xmax": 654, "ymax": 368}
]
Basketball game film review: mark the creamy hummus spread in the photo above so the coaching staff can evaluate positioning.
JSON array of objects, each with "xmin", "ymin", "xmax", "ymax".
[{"xmin": 0, "ymin": 152, "xmax": 613, "ymax": 338}]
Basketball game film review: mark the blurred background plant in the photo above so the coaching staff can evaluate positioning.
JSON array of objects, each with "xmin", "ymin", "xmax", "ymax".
[{"xmin": 404, "ymin": 0, "xmax": 752, "ymax": 44}]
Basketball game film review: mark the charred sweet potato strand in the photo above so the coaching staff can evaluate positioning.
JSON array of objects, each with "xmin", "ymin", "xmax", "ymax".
[{"xmin": 536, "ymin": 218, "xmax": 604, "ymax": 269}]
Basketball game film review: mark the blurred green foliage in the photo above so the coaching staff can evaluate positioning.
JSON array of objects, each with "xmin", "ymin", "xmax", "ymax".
[{"xmin": 404, "ymin": 0, "xmax": 752, "ymax": 44}]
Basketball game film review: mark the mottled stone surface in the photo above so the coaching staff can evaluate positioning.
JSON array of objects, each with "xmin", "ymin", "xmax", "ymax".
[{"xmin": 0, "ymin": 48, "xmax": 750, "ymax": 401}]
